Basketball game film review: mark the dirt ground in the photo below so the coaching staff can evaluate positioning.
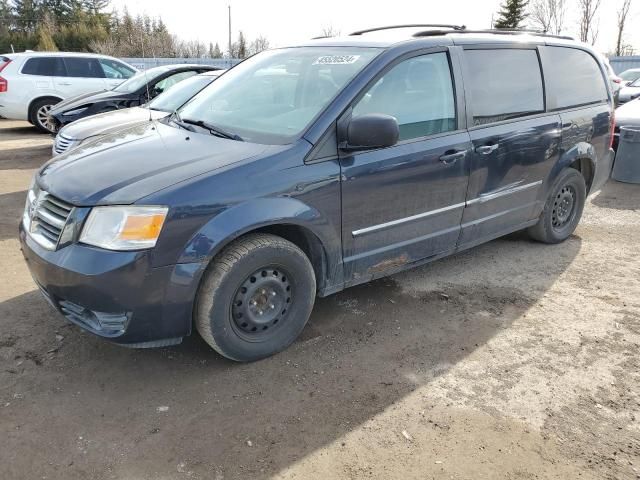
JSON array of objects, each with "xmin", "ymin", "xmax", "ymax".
[{"xmin": 0, "ymin": 119, "xmax": 639, "ymax": 480}]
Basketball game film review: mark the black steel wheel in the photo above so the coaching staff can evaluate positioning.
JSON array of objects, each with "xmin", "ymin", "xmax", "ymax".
[
  {"xmin": 551, "ymin": 184, "xmax": 577, "ymax": 231},
  {"xmin": 230, "ymin": 266, "xmax": 293, "ymax": 340},
  {"xmin": 528, "ymin": 168, "xmax": 586, "ymax": 244},
  {"xmin": 195, "ymin": 233, "xmax": 316, "ymax": 362}
]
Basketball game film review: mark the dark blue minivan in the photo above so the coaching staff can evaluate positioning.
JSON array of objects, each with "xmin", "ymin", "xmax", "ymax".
[{"xmin": 20, "ymin": 26, "xmax": 615, "ymax": 361}]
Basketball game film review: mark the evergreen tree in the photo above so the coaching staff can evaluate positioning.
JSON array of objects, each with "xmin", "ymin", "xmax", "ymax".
[
  {"xmin": 494, "ymin": 0, "xmax": 529, "ymax": 29},
  {"xmin": 211, "ymin": 42, "xmax": 222, "ymax": 58},
  {"xmin": 13, "ymin": 0, "xmax": 42, "ymax": 33},
  {"xmin": 0, "ymin": 0, "xmax": 12, "ymax": 37},
  {"xmin": 237, "ymin": 31, "xmax": 246, "ymax": 58},
  {"xmin": 83, "ymin": 0, "xmax": 108, "ymax": 15}
]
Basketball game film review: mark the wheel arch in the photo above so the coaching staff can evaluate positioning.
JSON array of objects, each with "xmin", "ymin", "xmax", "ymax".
[
  {"xmin": 549, "ymin": 142, "xmax": 596, "ymax": 194},
  {"xmin": 177, "ymin": 197, "xmax": 344, "ymax": 298},
  {"xmin": 28, "ymin": 95, "xmax": 64, "ymax": 116}
]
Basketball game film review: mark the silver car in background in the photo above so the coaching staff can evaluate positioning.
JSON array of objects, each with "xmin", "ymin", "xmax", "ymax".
[
  {"xmin": 53, "ymin": 70, "xmax": 223, "ymax": 155},
  {"xmin": 618, "ymin": 78, "xmax": 640, "ymax": 105},
  {"xmin": 613, "ymin": 97, "xmax": 640, "ymax": 150}
]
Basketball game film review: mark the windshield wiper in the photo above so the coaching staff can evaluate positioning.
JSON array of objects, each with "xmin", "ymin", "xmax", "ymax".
[
  {"xmin": 181, "ymin": 118, "xmax": 243, "ymax": 141},
  {"xmin": 170, "ymin": 110, "xmax": 196, "ymax": 132}
]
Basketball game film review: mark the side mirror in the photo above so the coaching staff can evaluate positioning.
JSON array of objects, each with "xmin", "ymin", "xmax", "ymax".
[{"xmin": 343, "ymin": 113, "xmax": 399, "ymax": 151}]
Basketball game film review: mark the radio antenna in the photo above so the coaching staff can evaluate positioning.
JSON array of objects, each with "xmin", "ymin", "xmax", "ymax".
[{"xmin": 140, "ymin": 32, "xmax": 153, "ymax": 122}]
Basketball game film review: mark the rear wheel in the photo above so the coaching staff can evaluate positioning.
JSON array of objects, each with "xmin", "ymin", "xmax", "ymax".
[
  {"xmin": 528, "ymin": 168, "xmax": 586, "ymax": 244},
  {"xmin": 29, "ymin": 98, "xmax": 60, "ymax": 133},
  {"xmin": 195, "ymin": 233, "xmax": 316, "ymax": 362}
]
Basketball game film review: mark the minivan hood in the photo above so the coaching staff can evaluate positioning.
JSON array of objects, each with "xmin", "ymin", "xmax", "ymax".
[
  {"xmin": 59, "ymin": 107, "xmax": 168, "ymax": 141},
  {"xmin": 38, "ymin": 120, "xmax": 271, "ymax": 205}
]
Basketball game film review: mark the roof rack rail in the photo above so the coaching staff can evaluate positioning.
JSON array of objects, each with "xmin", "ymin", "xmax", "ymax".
[
  {"xmin": 412, "ymin": 28, "xmax": 574, "ymax": 40},
  {"xmin": 350, "ymin": 24, "xmax": 466, "ymax": 36}
]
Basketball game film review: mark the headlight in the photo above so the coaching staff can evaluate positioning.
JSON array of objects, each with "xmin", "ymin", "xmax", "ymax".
[
  {"xmin": 62, "ymin": 106, "xmax": 89, "ymax": 116},
  {"xmin": 80, "ymin": 206, "xmax": 168, "ymax": 251},
  {"xmin": 22, "ymin": 176, "xmax": 37, "ymax": 229}
]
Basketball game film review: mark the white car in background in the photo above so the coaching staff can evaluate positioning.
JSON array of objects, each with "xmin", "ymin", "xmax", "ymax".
[
  {"xmin": 618, "ymin": 77, "xmax": 640, "ymax": 105},
  {"xmin": 0, "ymin": 52, "xmax": 137, "ymax": 132},
  {"xmin": 619, "ymin": 68, "xmax": 640, "ymax": 86}
]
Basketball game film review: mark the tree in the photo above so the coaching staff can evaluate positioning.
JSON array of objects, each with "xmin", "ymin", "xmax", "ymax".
[
  {"xmin": 211, "ymin": 42, "xmax": 222, "ymax": 58},
  {"xmin": 13, "ymin": 0, "xmax": 41, "ymax": 34},
  {"xmin": 0, "ymin": 0, "xmax": 12, "ymax": 38},
  {"xmin": 237, "ymin": 31, "xmax": 246, "ymax": 58},
  {"xmin": 615, "ymin": 0, "xmax": 632, "ymax": 56},
  {"xmin": 578, "ymin": 0, "xmax": 601, "ymax": 44},
  {"xmin": 493, "ymin": 0, "xmax": 529, "ymax": 29},
  {"xmin": 529, "ymin": 0, "xmax": 566, "ymax": 34},
  {"xmin": 248, "ymin": 35, "xmax": 269, "ymax": 56},
  {"xmin": 321, "ymin": 25, "xmax": 340, "ymax": 37}
]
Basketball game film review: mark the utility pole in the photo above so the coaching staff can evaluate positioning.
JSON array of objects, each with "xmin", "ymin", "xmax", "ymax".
[{"xmin": 228, "ymin": 4, "xmax": 232, "ymax": 58}]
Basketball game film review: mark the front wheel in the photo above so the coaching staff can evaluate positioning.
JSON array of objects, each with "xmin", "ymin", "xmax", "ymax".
[
  {"xmin": 528, "ymin": 168, "xmax": 586, "ymax": 244},
  {"xmin": 195, "ymin": 233, "xmax": 316, "ymax": 362}
]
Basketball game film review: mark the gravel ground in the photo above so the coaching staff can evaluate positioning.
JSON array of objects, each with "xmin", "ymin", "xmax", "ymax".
[{"xmin": 1, "ymin": 119, "xmax": 639, "ymax": 480}]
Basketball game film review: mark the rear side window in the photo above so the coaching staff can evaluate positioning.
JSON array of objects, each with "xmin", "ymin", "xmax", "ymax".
[
  {"xmin": 22, "ymin": 57, "xmax": 66, "ymax": 76},
  {"xmin": 541, "ymin": 47, "xmax": 608, "ymax": 109},
  {"xmin": 464, "ymin": 49, "xmax": 544, "ymax": 126},
  {"xmin": 353, "ymin": 52, "xmax": 456, "ymax": 141},
  {"xmin": 99, "ymin": 59, "xmax": 136, "ymax": 79},
  {"xmin": 63, "ymin": 57, "xmax": 104, "ymax": 78}
]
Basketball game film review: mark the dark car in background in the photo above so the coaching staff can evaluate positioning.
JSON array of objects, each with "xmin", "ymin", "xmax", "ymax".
[
  {"xmin": 52, "ymin": 70, "xmax": 224, "ymax": 155},
  {"xmin": 20, "ymin": 26, "xmax": 615, "ymax": 362},
  {"xmin": 48, "ymin": 64, "xmax": 221, "ymax": 130}
]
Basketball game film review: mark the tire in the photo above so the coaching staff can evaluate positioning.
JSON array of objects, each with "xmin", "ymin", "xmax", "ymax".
[
  {"xmin": 195, "ymin": 233, "xmax": 316, "ymax": 362},
  {"xmin": 528, "ymin": 168, "xmax": 586, "ymax": 244},
  {"xmin": 29, "ymin": 98, "xmax": 60, "ymax": 134}
]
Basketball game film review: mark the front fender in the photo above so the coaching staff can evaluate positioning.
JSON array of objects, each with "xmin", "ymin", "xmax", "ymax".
[{"xmin": 176, "ymin": 196, "xmax": 343, "ymax": 290}]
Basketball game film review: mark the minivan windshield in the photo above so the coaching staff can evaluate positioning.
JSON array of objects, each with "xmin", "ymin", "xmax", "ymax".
[{"xmin": 177, "ymin": 47, "xmax": 381, "ymax": 144}]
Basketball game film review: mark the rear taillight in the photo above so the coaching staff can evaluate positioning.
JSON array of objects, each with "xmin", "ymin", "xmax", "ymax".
[
  {"xmin": 609, "ymin": 110, "xmax": 616, "ymax": 149},
  {"xmin": 0, "ymin": 59, "xmax": 11, "ymax": 93}
]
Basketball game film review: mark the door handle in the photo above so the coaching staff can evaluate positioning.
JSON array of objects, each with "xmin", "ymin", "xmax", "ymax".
[
  {"xmin": 439, "ymin": 149, "xmax": 467, "ymax": 165},
  {"xmin": 58, "ymin": 82, "xmax": 72, "ymax": 86},
  {"xmin": 475, "ymin": 144, "xmax": 499, "ymax": 155}
]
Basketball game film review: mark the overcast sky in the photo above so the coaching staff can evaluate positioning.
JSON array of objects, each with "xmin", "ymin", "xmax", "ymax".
[{"xmin": 111, "ymin": 0, "xmax": 639, "ymax": 56}]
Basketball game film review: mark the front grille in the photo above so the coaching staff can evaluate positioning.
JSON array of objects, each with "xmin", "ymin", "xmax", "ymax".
[
  {"xmin": 24, "ymin": 188, "xmax": 74, "ymax": 250},
  {"xmin": 53, "ymin": 134, "xmax": 75, "ymax": 155}
]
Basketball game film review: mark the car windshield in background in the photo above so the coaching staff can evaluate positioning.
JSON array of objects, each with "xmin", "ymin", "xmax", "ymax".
[
  {"xmin": 630, "ymin": 77, "xmax": 640, "ymax": 87},
  {"xmin": 112, "ymin": 67, "xmax": 167, "ymax": 93},
  {"xmin": 621, "ymin": 70, "xmax": 640, "ymax": 82},
  {"xmin": 177, "ymin": 47, "xmax": 381, "ymax": 144},
  {"xmin": 149, "ymin": 75, "xmax": 215, "ymax": 112}
]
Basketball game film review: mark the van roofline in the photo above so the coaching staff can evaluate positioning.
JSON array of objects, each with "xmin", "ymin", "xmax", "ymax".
[{"xmin": 295, "ymin": 30, "xmax": 591, "ymax": 50}]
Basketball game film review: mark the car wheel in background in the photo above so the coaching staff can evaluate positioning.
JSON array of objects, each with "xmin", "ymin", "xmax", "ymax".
[
  {"xmin": 29, "ymin": 98, "xmax": 60, "ymax": 134},
  {"xmin": 196, "ymin": 233, "xmax": 316, "ymax": 362}
]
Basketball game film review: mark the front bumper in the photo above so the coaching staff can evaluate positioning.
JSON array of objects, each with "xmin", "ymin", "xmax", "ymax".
[{"xmin": 19, "ymin": 222, "xmax": 205, "ymax": 347}]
